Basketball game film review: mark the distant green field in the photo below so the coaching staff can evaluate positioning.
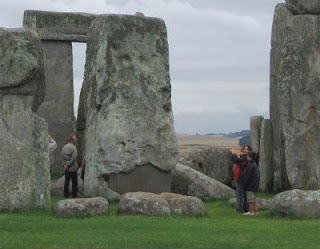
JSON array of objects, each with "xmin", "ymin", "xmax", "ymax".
[{"xmin": 0, "ymin": 195, "xmax": 319, "ymax": 249}]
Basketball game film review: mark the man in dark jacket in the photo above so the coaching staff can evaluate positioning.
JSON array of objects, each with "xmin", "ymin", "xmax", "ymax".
[
  {"xmin": 61, "ymin": 134, "xmax": 79, "ymax": 198},
  {"xmin": 243, "ymin": 151, "xmax": 260, "ymax": 215}
]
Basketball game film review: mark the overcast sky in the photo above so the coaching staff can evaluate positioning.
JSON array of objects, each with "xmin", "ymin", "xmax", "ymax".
[{"xmin": 0, "ymin": 0, "xmax": 285, "ymax": 134}]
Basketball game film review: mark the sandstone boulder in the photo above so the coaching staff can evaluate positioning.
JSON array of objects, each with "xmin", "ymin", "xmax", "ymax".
[
  {"xmin": 270, "ymin": 189, "xmax": 320, "ymax": 217},
  {"xmin": 178, "ymin": 146, "xmax": 233, "ymax": 186},
  {"xmin": 172, "ymin": 164, "xmax": 235, "ymax": 202},
  {"xmin": 117, "ymin": 192, "xmax": 171, "ymax": 216},
  {"xmin": 117, "ymin": 192, "xmax": 205, "ymax": 217},
  {"xmin": 55, "ymin": 197, "xmax": 109, "ymax": 217}
]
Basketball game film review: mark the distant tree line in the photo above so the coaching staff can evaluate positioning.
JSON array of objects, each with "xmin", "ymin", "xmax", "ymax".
[{"xmin": 239, "ymin": 135, "xmax": 250, "ymax": 146}]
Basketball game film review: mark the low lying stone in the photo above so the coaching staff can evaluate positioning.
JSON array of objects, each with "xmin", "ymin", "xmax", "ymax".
[
  {"xmin": 159, "ymin": 192, "xmax": 206, "ymax": 216},
  {"xmin": 228, "ymin": 197, "xmax": 270, "ymax": 210},
  {"xmin": 55, "ymin": 197, "xmax": 108, "ymax": 217},
  {"xmin": 117, "ymin": 192, "xmax": 171, "ymax": 216},
  {"xmin": 270, "ymin": 189, "xmax": 320, "ymax": 217},
  {"xmin": 172, "ymin": 163, "xmax": 235, "ymax": 202},
  {"xmin": 117, "ymin": 192, "xmax": 206, "ymax": 217}
]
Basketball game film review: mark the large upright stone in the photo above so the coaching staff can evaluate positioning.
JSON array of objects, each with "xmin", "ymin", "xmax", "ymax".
[
  {"xmin": 270, "ymin": 3, "xmax": 292, "ymax": 192},
  {"xmin": 277, "ymin": 15, "xmax": 320, "ymax": 190},
  {"xmin": 250, "ymin": 115, "xmax": 264, "ymax": 151},
  {"xmin": 259, "ymin": 119, "xmax": 273, "ymax": 192},
  {"xmin": 83, "ymin": 15, "xmax": 178, "ymax": 198},
  {"xmin": 37, "ymin": 41, "xmax": 75, "ymax": 174},
  {"xmin": 0, "ymin": 28, "xmax": 50, "ymax": 210}
]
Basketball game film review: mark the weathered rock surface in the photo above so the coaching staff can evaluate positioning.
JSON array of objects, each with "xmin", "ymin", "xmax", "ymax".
[
  {"xmin": 83, "ymin": 14, "xmax": 178, "ymax": 197},
  {"xmin": 270, "ymin": 189, "xmax": 320, "ymax": 217},
  {"xmin": 229, "ymin": 197, "xmax": 270, "ymax": 210},
  {"xmin": 270, "ymin": 3, "xmax": 293, "ymax": 192},
  {"xmin": 37, "ymin": 40, "xmax": 75, "ymax": 174},
  {"xmin": 178, "ymin": 146, "xmax": 234, "ymax": 186},
  {"xmin": 277, "ymin": 14, "xmax": 320, "ymax": 190},
  {"xmin": 250, "ymin": 116, "xmax": 264, "ymax": 152},
  {"xmin": 172, "ymin": 164, "xmax": 235, "ymax": 202},
  {"xmin": 23, "ymin": 10, "xmax": 98, "ymax": 42},
  {"xmin": 117, "ymin": 192, "xmax": 205, "ymax": 216},
  {"xmin": 259, "ymin": 119, "xmax": 273, "ymax": 192},
  {"xmin": 118, "ymin": 192, "xmax": 171, "ymax": 216},
  {"xmin": 285, "ymin": 0, "xmax": 320, "ymax": 15},
  {"xmin": 55, "ymin": 197, "xmax": 109, "ymax": 217},
  {"xmin": 0, "ymin": 28, "xmax": 50, "ymax": 210}
]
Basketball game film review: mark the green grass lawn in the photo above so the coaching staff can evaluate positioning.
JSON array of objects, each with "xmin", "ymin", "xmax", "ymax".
[{"xmin": 0, "ymin": 195, "xmax": 319, "ymax": 249}]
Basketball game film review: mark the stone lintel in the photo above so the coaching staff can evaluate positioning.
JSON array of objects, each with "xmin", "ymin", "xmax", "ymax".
[{"xmin": 23, "ymin": 10, "xmax": 98, "ymax": 42}]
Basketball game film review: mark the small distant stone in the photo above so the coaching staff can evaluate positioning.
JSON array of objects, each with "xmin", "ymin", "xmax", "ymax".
[{"xmin": 135, "ymin": 12, "xmax": 145, "ymax": 17}]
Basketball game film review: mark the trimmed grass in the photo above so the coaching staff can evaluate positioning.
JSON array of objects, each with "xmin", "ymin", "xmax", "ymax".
[{"xmin": 0, "ymin": 197, "xmax": 319, "ymax": 249}]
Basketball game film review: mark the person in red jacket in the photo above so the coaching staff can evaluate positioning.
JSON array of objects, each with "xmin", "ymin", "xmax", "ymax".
[{"xmin": 231, "ymin": 145, "xmax": 253, "ymax": 213}]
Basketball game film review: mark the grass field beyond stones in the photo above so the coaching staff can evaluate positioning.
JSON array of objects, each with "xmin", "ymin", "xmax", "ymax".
[{"xmin": 0, "ymin": 194, "xmax": 319, "ymax": 249}]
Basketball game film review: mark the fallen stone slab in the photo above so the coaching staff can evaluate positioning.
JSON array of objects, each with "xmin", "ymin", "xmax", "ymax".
[
  {"xmin": 55, "ymin": 197, "xmax": 108, "ymax": 217},
  {"xmin": 172, "ymin": 163, "xmax": 235, "ymax": 202},
  {"xmin": 117, "ymin": 192, "xmax": 206, "ymax": 217}
]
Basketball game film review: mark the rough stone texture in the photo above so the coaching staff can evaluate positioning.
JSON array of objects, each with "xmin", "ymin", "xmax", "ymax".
[
  {"xmin": 55, "ymin": 197, "xmax": 108, "ymax": 217},
  {"xmin": 23, "ymin": 10, "xmax": 98, "ymax": 42},
  {"xmin": 117, "ymin": 192, "xmax": 205, "ymax": 216},
  {"xmin": 250, "ymin": 116, "xmax": 264, "ymax": 152},
  {"xmin": 259, "ymin": 119, "xmax": 273, "ymax": 192},
  {"xmin": 117, "ymin": 192, "xmax": 171, "ymax": 216},
  {"xmin": 159, "ymin": 192, "xmax": 206, "ymax": 216},
  {"xmin": 178, "ymin": 146, "xmax": 234, "ymax": 187},
  {"xmin": 76, "ymin": 85, "xmax": 86, "ymax": 164},
  {"xmin": 285, "ymin": 0, "xmax": 320, "ymax": 15},
  {"xmin": 37, "ymin": 41, "xmax": 75, "ymax": 174},
  {"xmin": 51, "ymin": 174, "xmax": 84, "ymax": 197},
  {"xmin": 171, "ymin": 164, "xmax": 235, "ymax": 202},
  {"xmin": 0, "ymin": 28, "xmax": 50, "ymax": 210},
  {"xmin": 107, "ymin": 165, "xmax": 172, "ymax": 194},
  {"xmin": 270, "ymin": 189, "xmax": 320, "ymax": 217},
  {"xmin": 0, "ymin": 28, "xmax": 45, "ymax": 111},
  {"xmin": 229, "ymin": 197, "xmax": 270, "ymax": 210},
  {"xmin": 277, "ymin": 15, "xmax": 320, "ymax": 190},
  {"xmin": 83, "ymin": 15, "xmax": 178, "ymax": 197},
  {"xmin": 270, "ymin": 4, "xmax": 293, "ymax": 192}
]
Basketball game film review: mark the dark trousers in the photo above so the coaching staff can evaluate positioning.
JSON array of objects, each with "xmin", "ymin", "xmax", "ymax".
[
  {"xmin": 235, "ymin": 183, "xmax": 248, "ymax": 213},
  {"xmin": 64, "ymin": 171, "xmax": 78, "ymax": 198}
]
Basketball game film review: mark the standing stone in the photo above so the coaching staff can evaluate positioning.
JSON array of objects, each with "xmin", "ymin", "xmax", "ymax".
[
  {"xmin": 83, "ymin": 15, "xmax": 178, "ymax": 198},
  {"xmin": 0, "ymin": 28, "xmax": 50, "ymax": 210},
  {"xmin": 270, "ymin": 3, "xmax": 292, "ymax": 192},
  {"xmin": 250, "ymin": 115, "xmax": 264, "ymax": 151},
  {"xmin": 259, "ymin": 119, "xmax": 273, "ymax": 191},
  {"xmin": 277, "ymin": 14, "xmax": 320, "ymax": 189},
  {"xmin": 36, "ymin": 41, "xmax": 75, "ymax": 174}
]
